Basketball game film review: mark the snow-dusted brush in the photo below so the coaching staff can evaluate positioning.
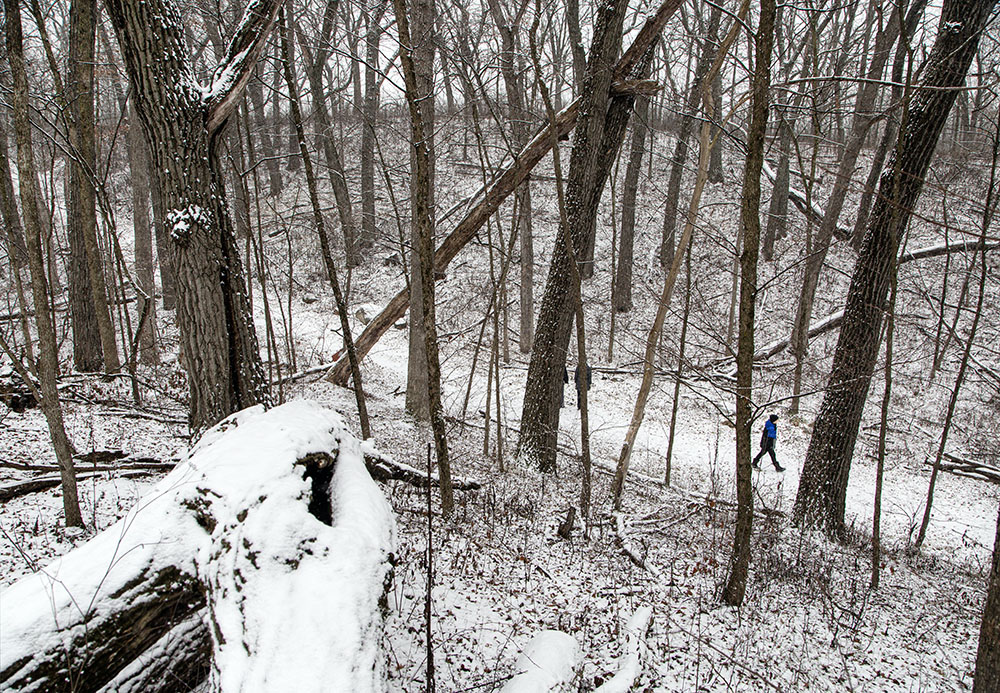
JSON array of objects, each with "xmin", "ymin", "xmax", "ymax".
[{"xmin": 0, "ymin": 401, "xmax": 396, "ymax": 692}]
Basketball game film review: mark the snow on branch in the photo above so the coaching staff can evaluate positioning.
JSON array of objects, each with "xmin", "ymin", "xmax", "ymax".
[
  {"xmin": 0, "ymin": 401, "xmax": 396, "ymax": 692},
  {"xmin": 204, "ymin": 0, "xmax": 283, "ymax": 133},
  {"xmin": 500, "ymin": 630, "xmax": 581, "ymax": 692},
  {"xmin": 595, "ymin": 606, "xmax": 653, "ymax": 693}
]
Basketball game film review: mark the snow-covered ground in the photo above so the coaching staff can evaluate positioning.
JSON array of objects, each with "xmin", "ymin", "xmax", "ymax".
[{"xmin": 1, "ymin": 127, "xmax": 997, "ymax": 691}]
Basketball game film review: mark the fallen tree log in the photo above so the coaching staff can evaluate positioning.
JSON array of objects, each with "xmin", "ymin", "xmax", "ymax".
[
  {"xmin": 930, "ymin": 453, "xmax": 1000, "ymax": 485},
  {"xmin": 0, "ymin": 469, "xmax": 161, "ymax": 502},
  {"xmin": 325, "ymin": 0, "xmax": 684, "ymax": 386},
  {"xmin": 0, "ymin": 401, "xmax": 396, "ymax": 693}
]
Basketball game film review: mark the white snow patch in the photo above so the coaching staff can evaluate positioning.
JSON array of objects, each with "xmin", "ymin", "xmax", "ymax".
[{"xmin": 501, "ymin": 630, "xmax": 581, "ymax": 692}]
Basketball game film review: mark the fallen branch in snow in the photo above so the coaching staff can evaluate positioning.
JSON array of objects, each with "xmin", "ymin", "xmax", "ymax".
[
  {"xmin": 500, "ymin": 630, "xmax": 581, "ymax": 693},
  {"xmin": 762, "ymin": 160, "xmax": 852, "ymax": 241},
  {"xmin": 0, "ymin": 469, "xmax": 159, "ymax": 502},
  {"xmin": 927, "ymin": 453, "xmax": 1000, "ymax": 485},
  {"xmin": 613, "ymin": 513, "xmax": 663, "ymax": 578},
  {"xmin": 1, "ymin": 458, "xmax": 175, "ymax": 473},
  {"xmin": 595, "ymin": 606, "xmax": 653, "ymax": 693},
  {"xmin": 361, "ymin": 441, "xmax": 481, "ymax": 490},
  {"xmin": 593, "ymin": 459, "xmax": 785, "ymax": 519},
  {"xmin": 0, "ymin": 402, "xmax": 396, "ymax": 693}
]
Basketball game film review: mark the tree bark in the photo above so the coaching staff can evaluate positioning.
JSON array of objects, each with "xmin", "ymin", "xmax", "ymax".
[
  {"xmin": 520, "ymin": 0, "xmax": 632, "ymax": 472},
  {"xmin": 614, "ymin": 94, "xmax": 648, "ymax": 313},
  {"xmin": 974, "ymin": 500, "xmax": 1000, "ymax": 692},
  {"xmin": 360, "ymin": 2, "xmax": 386, "ymax": 252},
  {"xmin": 69, "ymin": 0, "xmax": 121, "ymax": 374},
  {"xmin": 721, "ymin": 0, "xmax": 774, "ymax": 608},
  {"xmin": 793, "ymin": 0, "xmax": 997, "ymax": 534},
  {"xmin": 128, "ymin": 98, "xmax": 159, "ymax": 364},
  {"xmin": 104, "ymin": 0, "xmax": 276, "ymax": 433},
  {"xmin": 404, "ymin": 0, "xmax": 436, "ymax": 422},
  {"xmin": 395, "ymin": 0, "xmax": 454, "ymax": 514}
]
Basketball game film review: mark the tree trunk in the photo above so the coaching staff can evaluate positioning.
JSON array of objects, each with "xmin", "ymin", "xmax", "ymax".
[
  {"xmin": 566, "ymin": 0, "xmax": 586, "ymax": 95},
  {"xmin": 0, "ymin": 403, "xmax": 394, "ymax": 693},
  {"xmin": 519, "ymin": 0, "xmax": 632, "ymax": 472},
  {"xmin": 105, "ymin": 0, "xmax": 276, "ymax": 433},
  {"xmin": 404, "ymin": 0, "xmax": 436, "ymax": 422},
  {"xmin": 614, "ymin": 94, "xmax": 648, "ymax": 313},
  {"xmin": 395, "ymin": 0, "xmax": 454, "ymax": 515},
  {"xmin": 793, "ymin": 0, "xmax": 997, "ymax": 534},
  {"xmin": 4, "ymin": 0, "xmax": 83, "ymax": 528},
  {"xmin": 248, "ymin": 65, "xmax": 283, "ymax": 197},
  {"xmin": 69, "ymin": 0, "xmax": 120, "ymax": 374},
  {"xmin": 974, "ymin": 500, "xmax": 1000, "ymax": 692},
  {"xmin": 763, "ymin": 117, "xmax": 792, "ymax": 260},
  {"xmin": 360, "ymin": 3, "xmax": 386, "ymax": 253},
  {"xmin": 721, "ymin": 0, "xmax": 774, "ymax": 608},
  {"xmin": 128, "ymin": 98, "xmax": 159, "ymax": 364},
  {"xmin": 659, "ymin": 3, "xmax": 722, "ymax": 269}
]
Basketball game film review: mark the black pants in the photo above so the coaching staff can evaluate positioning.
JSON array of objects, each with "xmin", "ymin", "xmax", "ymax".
[{"xmin": 754, "ymin": 439, "xmax": 778, "ymax": 467}]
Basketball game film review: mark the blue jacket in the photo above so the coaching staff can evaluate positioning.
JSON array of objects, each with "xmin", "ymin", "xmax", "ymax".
[{"xmin": 764, "ymin": 420, "xmax": 777, "ymax": 439}]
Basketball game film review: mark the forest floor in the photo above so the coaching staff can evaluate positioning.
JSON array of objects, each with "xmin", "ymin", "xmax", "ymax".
[{"xmin": 1, "ymin": 133, "xmax": 998, "ymax": 691}]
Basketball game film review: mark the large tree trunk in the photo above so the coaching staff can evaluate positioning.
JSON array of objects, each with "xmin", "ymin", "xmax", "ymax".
[
  {"xmin": 793, "ymin": 0, "xmax": 997, "ymax": 534},
  {"xmin": 104, "ymin": 0, "xmax": 276, "ymax": 433},
  {"xmin": 0, "ymin": 402, "xmax": 395, "ymax": 693},
  {"xmin": 721, "ymin": 0, "xmax": 774, "ymax": 608},
  {"xmin": 519, "ymin": 0, "xmax": 632, "ymax": 472}
]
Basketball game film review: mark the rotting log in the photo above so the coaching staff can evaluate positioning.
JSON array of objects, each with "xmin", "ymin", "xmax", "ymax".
[
  {"xmin": 326, "ymin": 0, "xmax": 684, "ymax": 386},
  {"xmin": 0, "ymin": 401, "xmax": 396, "ymax": 693}
]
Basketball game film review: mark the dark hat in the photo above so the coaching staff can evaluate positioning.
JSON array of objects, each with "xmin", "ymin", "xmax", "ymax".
[{"xmin": 769, "ymin": 414, "xmax": 779, "ymax": 421}]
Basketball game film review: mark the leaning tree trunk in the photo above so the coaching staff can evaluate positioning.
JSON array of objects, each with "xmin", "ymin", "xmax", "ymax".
[
  {"xmin": 792, "ymin": 0, "xmax": 998, "ymax": 534},
  {"xmin": 519, "ymin": 0, "xmax": 632, "ymax": 472},
  {"xmin": 104, "ymin": 0, "xmax": 275, "ymax": 433},
  {"xmin": 0, "ymin": 402, "xmax": 395, "ymax": 693}
]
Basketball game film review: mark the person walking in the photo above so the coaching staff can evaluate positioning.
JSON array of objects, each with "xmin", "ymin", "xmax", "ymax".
[{"xmin": 753, "ymin": 413, "xmax": 784, "ymax": 471}]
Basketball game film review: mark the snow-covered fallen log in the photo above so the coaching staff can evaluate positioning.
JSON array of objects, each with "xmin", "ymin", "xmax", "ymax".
[
  {"xmin": 500, "ymin": 630, "xmax": 581, "ymax": 692},
  {"xmin": 0, "ymin": 401, "xmax": 396, "ymax": 693},
  {"xmin": 595, "ymin": 606, "xmax": 653, "ymax": 693}
]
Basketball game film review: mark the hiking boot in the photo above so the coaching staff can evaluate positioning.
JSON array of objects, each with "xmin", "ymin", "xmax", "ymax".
[{"xmin": 774, "ymin": 465, "xmax": 785, "ymax": 472}]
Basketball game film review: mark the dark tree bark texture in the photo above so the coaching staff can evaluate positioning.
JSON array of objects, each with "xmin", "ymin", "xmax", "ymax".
[
  {"xmin": 104, "ymin": 0, "xmax": 276, "ymax": 433},
  {"xmin": 793, "ymin": 0, "xmax": 998, "ymax": 533}
]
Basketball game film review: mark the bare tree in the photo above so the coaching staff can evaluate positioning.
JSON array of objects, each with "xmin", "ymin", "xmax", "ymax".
[
  {"xmin": 721, "ymin": 0, "xmax": 774, "ymax": 608},
  {"xmin": 793, "ymin": 0, "xmax": 998, "ymax": 533},
  {"xmin": 104, "ymin": 0, "xmax": 277, "ymax": 433},
  {"xmin": 3, "ymin": 0, "xmax": 83, "ymax": 528}
]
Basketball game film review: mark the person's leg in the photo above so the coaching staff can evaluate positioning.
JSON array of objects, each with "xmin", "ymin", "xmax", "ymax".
[{"xmin": 767, "ymin": 443, "xmax": 784, "ymax": 471}]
